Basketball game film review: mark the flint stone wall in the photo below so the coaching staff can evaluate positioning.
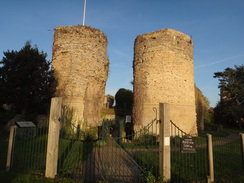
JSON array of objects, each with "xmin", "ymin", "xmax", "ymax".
[
  {"xmin": 133, "ymin": 28, "xmax": 197, "ymax": 135},
  {"xmin": 52, "ymin": 25, "xmax": 109, "ymax": 128}
]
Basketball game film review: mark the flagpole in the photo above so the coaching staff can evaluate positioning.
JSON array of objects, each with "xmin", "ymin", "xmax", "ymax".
[{"xmin": 82, "ymin": 0, "xmax": 87, "ymax": 26}]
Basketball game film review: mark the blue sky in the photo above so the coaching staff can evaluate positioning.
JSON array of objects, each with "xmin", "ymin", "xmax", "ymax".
[{"xmin": 0, "ymin": 0, "xmax": 243, "ymax": 107}]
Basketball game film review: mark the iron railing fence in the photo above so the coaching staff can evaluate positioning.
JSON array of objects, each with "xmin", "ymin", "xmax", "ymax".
[
  {"xmin": 96, "ymin": 119, "xmax": 144, "ymax": 183},
  {"xmin": 170, "ymin": 120, "xmax": 208, "ymax": 183},
  {"xmin": 57, "ymin": 107, "xmax": 97, "ymax": 182},
  {"xmin": 0, "ymin": 129, "xmax": 8, "ymax": 171},
  {"xmin": 10, "ymin": 120, "xmax": 48, "ymax": 174},
  {"xmin": 212, "ymin": 132, "xmax": 243, "ymax": 180},
  {"xmin": 117, "ymin": 119, "xmax": 160, "ymax": 176},
  {"xmin": 57, "ymin": 116, "xmax": 160, "ymax": 183},
  {"xmin": 100, "ymin": 118, "xmax": 161, "ymax": 183}
]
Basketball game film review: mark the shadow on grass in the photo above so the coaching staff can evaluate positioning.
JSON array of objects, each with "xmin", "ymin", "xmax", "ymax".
[{"xmin": 0, "ymin": 171, "xmax": 20, "ymax": 183}]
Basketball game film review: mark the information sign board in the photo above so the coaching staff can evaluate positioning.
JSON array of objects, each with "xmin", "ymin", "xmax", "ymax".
[
  {"xmin": 125, "ymin": 115, "xmax": 131, "ymax": 123},
  {"xmin": 180, "ymin": 138, "xmax": 196, "ymax": 153},
  {"xmin": 16, "ymin": 121, "xmax": 36, "ymax": 128}
]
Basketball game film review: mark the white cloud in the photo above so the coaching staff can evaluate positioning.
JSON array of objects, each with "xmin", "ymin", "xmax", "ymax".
[{"xmin": 195, "ymin": 54, "xmax": 244, "ymax": 69}]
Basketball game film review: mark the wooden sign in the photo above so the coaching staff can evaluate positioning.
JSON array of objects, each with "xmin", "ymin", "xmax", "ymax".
[{"xmin": 180, "ymin": 138, "xmax": 196, "ymax": 153}]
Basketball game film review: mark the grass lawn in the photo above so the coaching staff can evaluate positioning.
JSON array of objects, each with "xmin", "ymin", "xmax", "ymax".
[
  {"xmin": 0, "ymin": 171, "xmax": 85, "ymax": 183},
  {"xmin": 1, "ymin": 126, "xmax": 244, "ymax": 183},
  {"xmin": 133, "ymin": 129, "xmax": 244, "ymax": 183}
]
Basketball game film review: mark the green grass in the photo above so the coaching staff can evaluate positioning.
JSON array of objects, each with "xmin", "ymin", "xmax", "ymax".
[
  {"xmin": 0, "ymin": 134, "xmax": 103, "ymax": 183},
  {"xmin": 198, "ymin": 130, "xmax": 229, "ymax": 138},
  {"xmin": 213, "ymin": 141, "xmax": 243, "ymax": 179},
  {"xmin": 10, "ymin": 131, "xmax": 48, "ymax": 173},
  {"xmin": 0, "ymin": 136, "xmax": 8, "ymax": 170},
  {"xmin": 2, "ymin": 127, "xmax": 244, "ymax": 183},
  {"xmin": 225, "ymin": 128, "xmax": 244, "ymax": 133},
  {"xmin": 0, "ymin": 170, "xmax": 111, "ymax": 183},
  {"xmin": 58, "ymin": 138, "xmax": 93, "ymax": 176},
  {"xmin": 134, "ymin": 135, "xmax": 244, "ymax": 182},
  {"xmin": 0, "ymin": 171, "xmax": 83, "ymax": 183}
]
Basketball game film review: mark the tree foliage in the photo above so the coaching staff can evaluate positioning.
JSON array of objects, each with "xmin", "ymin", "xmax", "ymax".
[
  {"xmin": 0, "ymin": 41, "xmax": 55, "ymax": 114},
  {"xmin": 115, "ymin": 88, "xmax": 133, "ymax": 114},
  {"xmin": 213, "ymin": 65, "xmax": 244, "ymax": 127},
  {"xmin": 195, "ymin": 85, "xmax": 212, "ymax": 130}
]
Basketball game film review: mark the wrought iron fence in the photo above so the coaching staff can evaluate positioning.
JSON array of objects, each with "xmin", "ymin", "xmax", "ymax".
[
  {"xmin": 101, "ymin": 118, "xmax": 161, "ymax": 183},
  {"xmin": 170, "ymin": 120, "xmax": 208, "ymax": 183},
  {"xmin": 212, "ymin": 132, "xmax": 243, "ymax": 181},
  {"xmin": 56, "ymin": 115, "xmax": 160, "ymax": 183},
  {"xmin": 7, "ymin": 107, "xmax": 244, "ymax": 183},
  {"xmin": 0, "ymin": 129, "xmax": 8, "ymax": 171},
  {"xmin": 9, "ymin": 120, "xmax": 48, "ymax": 174},
  {"xmin": 57, "ymin": 107, "xmax": 97, "ymax": 181},
  {"xmin": 170, "ymin": 120, "xmax": 244, "ymax": 183}
]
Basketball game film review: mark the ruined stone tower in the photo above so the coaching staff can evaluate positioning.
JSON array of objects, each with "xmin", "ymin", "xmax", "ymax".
[
  {"xmin": 52, "ymin": 25, "xmax": 109, "ymax": 128},
  {"xmin": 133, "ymin": 28, "xmax": 197, "ymax": 135}
]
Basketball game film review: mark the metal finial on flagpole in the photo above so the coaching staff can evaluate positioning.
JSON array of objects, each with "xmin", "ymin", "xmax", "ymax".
[{"xmin": 82, "ymin": 0, "xmax": 87, "ymax": 26}]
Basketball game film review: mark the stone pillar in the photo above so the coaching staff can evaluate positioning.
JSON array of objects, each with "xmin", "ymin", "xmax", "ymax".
[
  {"xmin": 45, "ymin": 97, "xmax": 62, "ymax": 178},
  {"xmin": 133, "ymin": 28, "xmax": 197, "ymax": 135},
  {"xmin": 207, "ymin": 134, "xmax": 214, "ymax": 183},
  {"xmin": 6, "ymin": 125, "xmax": 17, "ymax": 171},
  {"xmin": 159, "ymin": 103, "xmax": 171, "ymax": 182},
  {"xmin": 52, "ymin": 26, "xmax": 109, "ymax": 128}
]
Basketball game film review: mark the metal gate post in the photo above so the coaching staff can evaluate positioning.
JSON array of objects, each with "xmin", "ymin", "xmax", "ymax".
[
  {"xmin": 159, "ymin": 103, "xmax": 171, "ymax": 182},
  {"xmin": 45, "ymin": 97, "xmax": 62, "ymax": 178}
]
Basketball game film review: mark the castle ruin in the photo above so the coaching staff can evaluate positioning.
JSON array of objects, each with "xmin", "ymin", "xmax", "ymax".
[
  {"xmin": 52, "ymin": 25, "xmax": 109, "ymax": 128},
  {"xmin": 133, "ymin": 28, "xmax": 197, "ymax": 135},
  {"xmin": 51, "ymin": 26, "xmax": 197, "ymax": 135}
]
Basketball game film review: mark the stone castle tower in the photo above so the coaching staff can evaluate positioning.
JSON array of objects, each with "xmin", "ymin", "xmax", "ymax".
[
  {"xmin": 133, "ymin": 28, "xmax": 197, "ymax": 135},
  {"xmin": 52, "ymin": 25, "xmax": 109, "ymax": 128}
]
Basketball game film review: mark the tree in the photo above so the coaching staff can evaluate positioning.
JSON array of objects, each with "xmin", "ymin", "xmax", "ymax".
[
  {"xmin": 213, "ymin": 65, "xmax": 244, "ymax": 127},
  {"xmin": 115, "ymin": 88, "xmax": 133, "ymax": 116},
  {"xmin": 195, "ymin": 85, "xmax": 212, "ymax": 131},
  {"xmin": 0, "ymin": 41, "xmax": 55, "ymax": 114}
]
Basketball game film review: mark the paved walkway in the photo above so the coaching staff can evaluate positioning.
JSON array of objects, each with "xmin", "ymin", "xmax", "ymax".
[{"xmin": 79, "ymin": 138, "xmax": 142, "ymax": 183}]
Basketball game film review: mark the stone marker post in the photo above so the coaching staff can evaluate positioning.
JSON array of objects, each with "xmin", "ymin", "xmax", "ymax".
[
  {"xmin": 45, "ymin": 97, "xmax": 62, "ymax": 178},
  {"xmin": 6, "ymin": 125, "xmax": 17, "ymax": 171},
  {"xmin": 240, "ymin": 133, "xmax": 244, "ymax": 170},
  {"xmin": 207, "ymin": 134, "xmax": 214, "ymax": 183},
  {"xmin": 159, "ymin": 103, "xmax": 170, "ymax": 182}
]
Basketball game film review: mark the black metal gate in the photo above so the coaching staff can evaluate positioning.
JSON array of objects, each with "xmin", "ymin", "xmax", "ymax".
[{"xmin": 57, "ymin": 116, "xmax": 160, "ymax": 182}]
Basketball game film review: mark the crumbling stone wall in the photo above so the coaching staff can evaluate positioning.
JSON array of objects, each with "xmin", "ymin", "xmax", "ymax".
[
  {"xmin": 133, "ymin": 28, "xmax": 197, "ymax": 135},
  {"xmin": 195, "ymin": 85, "xmax": 209, "ymax": 131},
  {"xmin": 52, "ymin": 25, "xmax": 109, "ymax": 128}
]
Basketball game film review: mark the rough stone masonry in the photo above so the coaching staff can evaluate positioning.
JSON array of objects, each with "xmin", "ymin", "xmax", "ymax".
[
  {"xmin": 52, "ymin": 25, "xmax": 109, "ymax": 128},
  {"xmin": 133, "ymin": 28, "xmax": 197, "ymax": 135}
]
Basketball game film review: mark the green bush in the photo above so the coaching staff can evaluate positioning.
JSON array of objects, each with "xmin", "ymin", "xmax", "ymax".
[
  {"xmin": 133, "ymin": 134, "xmax": 157, "ymax": 145},
  {"xmin": 0, "ymin": 109, "xmax": 16, "ymax": 129},
  {"xmin": 145, "ymin": 171, "xmax": 164, "ymax": 183}
]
